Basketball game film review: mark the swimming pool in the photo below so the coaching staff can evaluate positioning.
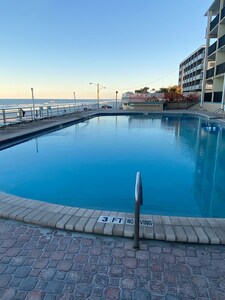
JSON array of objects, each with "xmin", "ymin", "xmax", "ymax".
[{"xmin": 0, "ymin": 114, "xmax": 225, "ymax": 218}]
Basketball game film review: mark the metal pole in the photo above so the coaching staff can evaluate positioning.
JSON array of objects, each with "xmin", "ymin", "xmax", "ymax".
[
  {"xmin": 97, "ymin": 83, "xmax": 100, "ymax": 109},
  {"xmin": 73, "ymin": 91, "xmax": 76, "ymax": 111},
  {"xmin": 134, "ymin": 172, "xmax": 143, "ymax": 249},
  {"xmin": 2, "ymin": 109, "xmax": 6, "ymax": 124},
  {"xmin": 31, "ymin": 87, "xmax": 35, "ymax": 120},
  {"xmin": 90, "ymin": 82, "xmax": 105, "ymax": 109},
  {"xmin": 116, "ymin": 91, "xmax": 118, "ymax": 109}
]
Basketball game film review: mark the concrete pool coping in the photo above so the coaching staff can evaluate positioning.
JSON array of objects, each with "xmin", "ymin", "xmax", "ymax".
[{"xmin": 1, "ymin": 108, "xmax": 225, "ymax": 245}]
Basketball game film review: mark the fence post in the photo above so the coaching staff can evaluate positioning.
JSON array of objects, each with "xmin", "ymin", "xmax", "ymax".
[{"xmin": 2, "ymin": 109, "xmax": 6, "ymax": 124}]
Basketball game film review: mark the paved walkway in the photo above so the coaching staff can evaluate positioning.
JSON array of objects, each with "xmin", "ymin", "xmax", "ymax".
[{"xmin": 0, "ymin": 219, "xmax": 225, "ymax": 300}]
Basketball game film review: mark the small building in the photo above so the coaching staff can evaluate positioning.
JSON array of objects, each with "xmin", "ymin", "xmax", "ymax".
[{"xmin": 123, "ymin": 102, "xmax": 164, "ymax": 111}]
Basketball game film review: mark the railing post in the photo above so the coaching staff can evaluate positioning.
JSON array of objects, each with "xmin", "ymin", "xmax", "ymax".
[
  {"xmin": 39, "ymin": 107, "xmax": 43, "ymax": 118},
  {"xmin": 18, "ymin": 108, "xmax": 22, "ymax": 121},
  {"xmin": 134, "ymin": 172, "xmax": 143, "ymax": 249},
  {"xmin": 2, "ymin": 109, "xmax": 6, "ymax": 124}
]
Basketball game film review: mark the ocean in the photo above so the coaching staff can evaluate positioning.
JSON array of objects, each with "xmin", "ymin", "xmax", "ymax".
[{"xmin": 0, "ymin": 98, "xmax": 115, "ymax": 109}]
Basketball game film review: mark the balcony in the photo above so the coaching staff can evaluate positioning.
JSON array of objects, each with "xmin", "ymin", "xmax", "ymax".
[
  {"xmin": 208, "ymin": 41, "xmax": 217, "ymax": 56},
  {"xmin": 210, "ymin": 14, "xmax": 219, "ymax": 31},
  {"xmin": 221, "ymin": 6, "xmax": 225, "ymax": 21},
  {"xmin": 196, "ymin": 63, "xmax": 204, "ymax": 71},
  {"xmin": 198, "ymin": 53, "xmax": 205, "ymax": 60},
  {"xmin": 195, "ymin": 84, "xmax": 202, "ymax": 90},
  {"xmin": 206, "ymin": 67, "xmax": 215, "ymax": 79},
  {"xmin": 216, "ymin": 62, "xmax": 225, "ymax": 75},
  {"xmin": 195, "ymin": 74, "xmax": 203, "ymax": 80},
  {"xmin": 214, "ymin": 92, "xmax": 222, "ymax": 103},
  {"xmin": 218, "ymin": 34, "xmax": 225, "ymax": 49},
  {"xmin": 204, "ymin": 93, "xmax": 212, "ymax": 102}
]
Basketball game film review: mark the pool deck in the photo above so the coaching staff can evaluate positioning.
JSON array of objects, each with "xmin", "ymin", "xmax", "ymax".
[
  {"xmin": 1, "ymin": 109, "xmax": 225, "ymax": 245},
  {"xmin": 1, "ymin": 218, "xmax": 225, "ymax": 299}
]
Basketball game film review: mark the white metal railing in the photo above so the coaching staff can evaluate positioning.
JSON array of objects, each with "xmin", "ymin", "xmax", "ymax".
[
  {"xmin": 0, "ymin": 104, "xmax": 92, "ymax": 126},
  {"xmin": 0, "ymin": 101, "xmax": 119, "ymax": 127},
  {"xmin": 133, "ymin": 171, "xmax": 143, "ymax": 249}
]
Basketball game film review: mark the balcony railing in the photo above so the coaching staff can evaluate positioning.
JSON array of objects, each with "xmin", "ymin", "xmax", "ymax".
[
  {"xmin": 218, "ymin": 34, "xmax": 225, "ymax": 49},
  {"xmin": 206, "ymin": 67, "xmax": 215, "ymax": 79},
  {"xmin": 198, "ymin": 53, "xmax": 205, "ymax": 60},
  {"xmin": 210, "ymin": 14, "xmax": 219, "ymax": 31},
  {"xmin": 204, "ymin": 93, "xmax": 212, "ymax": 102},
  {"xmin": 214, "ymin": 92, "xmax": 222, "ymax": 103},
  {"xmin": 196, "ymin": 63, "xmax": 204, "ymax": 71},
  {"xmin": 216, "ymin": 62, "xmax": 225, "ymax": 75},
  {"xmin": 195, "ymin": 74, "xmax": 203, "ymax": 80},
  {"xmin": 195, "ymin": 84, "xmax": 202, "ymax": 90},
  {"xmin": 221, "ymin": 6, "xmax": 225, "ymax": 20},
  {"xmin": 208, "ymin": 41, "xmax": 217, "ymax": 56}
]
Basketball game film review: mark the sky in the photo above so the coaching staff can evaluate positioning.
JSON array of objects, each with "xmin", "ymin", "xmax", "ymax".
[{"xmin": 0, "ymin": 0, "xmax": 212, "ymax": 99}]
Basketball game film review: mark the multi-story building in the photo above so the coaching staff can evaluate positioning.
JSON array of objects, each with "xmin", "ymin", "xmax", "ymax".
[
  {"xmin": 178, "ymin": 46, "xmax": 206, "ymax": 94},
  {"xmin": 201, "ymin": 0, "xmax": 225, "ymax": 110}
]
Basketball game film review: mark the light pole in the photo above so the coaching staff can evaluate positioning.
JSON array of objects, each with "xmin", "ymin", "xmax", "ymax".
[
  {"xmin": 73, "ymin": 91, "xmax": 76, "ymax": 109},
  {"xmin": 89, "ymin": 82, "xmax": 106, "ymax": 109},
  {"xmin": 31, "ymin": 87, "xmax": 35, "ymax": 120},
  {"xmin": 116, "ymin": 91, "xmax": 118, "ymax": 109}
]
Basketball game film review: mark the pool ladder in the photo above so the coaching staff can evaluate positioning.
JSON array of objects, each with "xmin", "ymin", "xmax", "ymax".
[{"xmin": 133, "ymin": 172, "xmax": 143, "ymax": 249}]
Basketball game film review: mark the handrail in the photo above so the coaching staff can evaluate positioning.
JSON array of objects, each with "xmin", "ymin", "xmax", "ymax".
[{"xmin": 134, "ymin": 171, "xmax": 143, "ymax": 249}]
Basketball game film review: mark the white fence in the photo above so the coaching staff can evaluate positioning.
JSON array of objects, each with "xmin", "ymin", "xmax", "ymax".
[{"xmin": 0, "ymin": 103, "xmax": 99, "ymax": 127}]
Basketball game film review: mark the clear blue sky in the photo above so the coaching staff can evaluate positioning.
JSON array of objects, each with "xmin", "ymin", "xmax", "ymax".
[{"xmin": 0, "ymin": 0, "xmax": 212, "ymax": 99}]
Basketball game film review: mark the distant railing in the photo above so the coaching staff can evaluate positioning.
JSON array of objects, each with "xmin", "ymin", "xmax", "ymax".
[
  {"xmin": 0, "ymin": 103, "xmax": 97, "ymax": 127},
  {"xmin": 133, "ymin": 172, "xmax": 143, "ymax": 249}
]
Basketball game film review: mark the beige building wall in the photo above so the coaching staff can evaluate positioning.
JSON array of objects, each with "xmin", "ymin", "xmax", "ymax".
[{"xmin": 201, "ymin": 0, "xmax": 225, "ymax": 109}]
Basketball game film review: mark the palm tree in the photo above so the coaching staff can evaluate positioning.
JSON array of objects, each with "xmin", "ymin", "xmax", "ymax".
[{"xmin": 135, "ymin": 87, "xmax": 149, "ymax": 94}]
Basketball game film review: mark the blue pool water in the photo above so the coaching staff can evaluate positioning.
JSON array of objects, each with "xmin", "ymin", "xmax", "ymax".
[{"xmin": 0, "ymin": 114, "xmax": 225, "ymax": 218}]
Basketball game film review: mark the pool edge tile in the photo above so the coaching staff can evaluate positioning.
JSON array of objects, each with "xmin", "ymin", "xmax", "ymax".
[{"xmin": 0, "ymin": 192, "xmax": 225, "ymax": 245}]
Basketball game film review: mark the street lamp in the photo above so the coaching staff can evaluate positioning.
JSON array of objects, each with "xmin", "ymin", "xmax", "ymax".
[
  {"xmin": 31, "ymin": 87, "xmax": 35, "ymax": 120},
  {"xmin": 116, "ymin": 91, "xmax": 118, "ymax": 109},
  {"xmin": 89, "ymin": 82, "xmax": 106, "ymax": 109},
  {"xmin": 73, "ymin": 91, "xmax": 76, "ymax": 109}
]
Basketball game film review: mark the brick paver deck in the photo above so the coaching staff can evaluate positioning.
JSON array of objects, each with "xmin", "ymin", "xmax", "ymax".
[{"xmin": 0, "ymin": 218, "xmax": 225, "ymax": 299}]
